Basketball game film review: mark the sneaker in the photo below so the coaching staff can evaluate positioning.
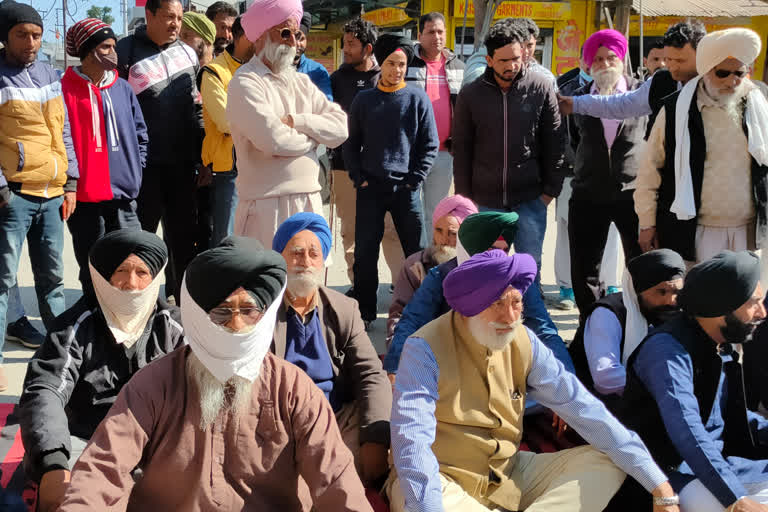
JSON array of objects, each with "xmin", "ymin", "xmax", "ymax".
[
  {"xmin": 606, "ymin": 286, "xmax": 621, "ymax": 295},
  {"xmin": 0, "ymin": 366, "xmax": 6, "ymax": 392},
  {"xmin": 5, "ymin": 316, "xmax": 45, "ymax": 349},
  {"xmin": 556, "ymin": 287, "xmax": 575, "ymax": 310}
]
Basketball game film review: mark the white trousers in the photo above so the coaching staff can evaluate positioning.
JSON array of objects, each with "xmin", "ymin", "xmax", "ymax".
[
  {"xmin": 695, "ymin": 224, "xmax": 751, "ymax": 263},
  {"xmin": 680, "ymin": 479, "xmax": 768, "ymax": 512},
  {"xmin": 234, "ymin": 192, "xmax": 324, "ymax": 250},
  {"xmin": 555, "ymin": 177, "xmax": 624, "ymax": 289}
]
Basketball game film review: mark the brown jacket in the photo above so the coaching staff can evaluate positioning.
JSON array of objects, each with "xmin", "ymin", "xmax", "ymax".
[
  {"xmin": 273, "ymin": 286, "xmax": 392, "ymax": 447},
  {"xmin": 58, "ymin": 347, "xmax": 372, "ymax": 512}
]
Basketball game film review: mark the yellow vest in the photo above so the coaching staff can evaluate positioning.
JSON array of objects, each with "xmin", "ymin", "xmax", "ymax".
[
  {"xmin": 418, "ymin": 312, "xmax": 532, "ymax": 511},
  {"xmin": 201, "ymin": 51, "xmax": 241, "ymax": 173}
]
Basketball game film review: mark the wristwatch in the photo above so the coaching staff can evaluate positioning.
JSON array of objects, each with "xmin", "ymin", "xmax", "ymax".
[{"xmin": 653, "ymin": 495, "xmax": 680, "ymax": 506}]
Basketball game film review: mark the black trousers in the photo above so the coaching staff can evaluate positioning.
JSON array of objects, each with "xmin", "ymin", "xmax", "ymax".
[
  {"xmin": 568, "ymin": 198, "xmax": 642, "ymax": 316},
  {"xmin": 67, "ymin": 199, "xmax": 142, "ymax": 297},
  {"xmin": 136, "ymin": 163, "xmax": 198, "ymax": 300}
]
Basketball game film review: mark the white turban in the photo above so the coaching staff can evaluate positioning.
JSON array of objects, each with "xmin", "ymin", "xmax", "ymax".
[{"xmin": 696, "ymin": 27, "xmax": 762, "ymax": 76}]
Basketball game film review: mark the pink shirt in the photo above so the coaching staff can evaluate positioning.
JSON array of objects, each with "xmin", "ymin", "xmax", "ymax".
[
  {"xmin": 425, "ymin": 55, "xmax": 451, "ymax": 150},
  {"xmin": 590, "ymin": 75, "xmax": 627, "ymax": 148}
]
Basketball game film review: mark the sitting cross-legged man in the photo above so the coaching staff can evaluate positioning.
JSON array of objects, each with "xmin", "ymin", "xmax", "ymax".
[
  {"xmin": 387, "ymin": 249, "xmax": 681, "ymax": 512},
  {"xmin": 387, "ymin": 194, "xmax": 477, "ymax": 348},
  {"xmin": 271, "ymin": 212, "xmax": 392, "ymax": 487},
  {"xmin": 19, "ymin": 229, "xmax": 185, "ymax": 512},
  {"xmin": 57, "ymin": 236, "xmax": 371, "ymax": 511}
]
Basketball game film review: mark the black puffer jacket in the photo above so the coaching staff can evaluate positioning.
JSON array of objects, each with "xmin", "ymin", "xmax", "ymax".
[
  {"xmin": 19, "ymin": 297, "xmax": 185, "ymax": 482},
  {"xmin": 116, "ymin": 26, "xmax": 204, "ymax": 168}
]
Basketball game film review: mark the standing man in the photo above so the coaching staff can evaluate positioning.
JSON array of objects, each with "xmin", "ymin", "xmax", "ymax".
[
  {"xmin": 205, "ymin": 1, "xmax": 237, "ymax": 57},
  {"xmin": 0, "ymin": 1, "xmax": 79, "ymax": 390},
  {"xmin": 635, "ymin": 28, "xmax": 768, "ymax": 263},
  {"xmin": 117, "ymin": 0, "xmax": 203, "ymax": 301},
  {"xmin": 330, "ymin": 18, "xmax": 404, "ymax": 288},
  {"xmin": 200, "ymin": 16, "xmax": 253, "ymax": 247},
  {"xmin": 62, "ymin": 18, "xmax": 148, "ymax": 296},
  {"xmin": 227, "ymin": 0, "xmax": 347, "ymax": 248},
  {"xmin": 294, "ymin": 12, "xmax": 332, "ymax": 100},
  {"xmin": 180, "ymin": 11, "xmax": 216, "ymax": 68},
  {"xmin": 344, "ymin": 34, "xmax": 439, "ymax": 328},
  {"xmin": 644, "ymin": 40, "xmax": 666, "ymax": 76},
  {"xmin": 406, "ymin": 12, "xmax": 464, "ymax": 231},
  {"xmin": 453, "ymin": 20, "xmax": 565, "ymax": 288},
  {"xmin": 568, "ymin": 29, "xmax": 645, "ymax": 315}
]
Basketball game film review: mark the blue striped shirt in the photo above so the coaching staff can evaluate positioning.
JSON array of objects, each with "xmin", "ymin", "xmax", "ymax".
[{"xmin": 391, "ymin": 327, "xmax": 668, "ymax": 512}]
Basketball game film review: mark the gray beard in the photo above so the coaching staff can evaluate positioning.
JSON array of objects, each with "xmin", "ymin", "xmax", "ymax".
[
  {"xmin": 430, "ymin": 243, "xmax": 457, "ymax": 265},
  {"xmin": 186, "ymin": 352, "xmax": 254, "ymax": 431},
  {"xmin": 703, "ymin": 77, "xmax": 750, "ymax": 124},
  {"xmin": 592, "ymin": 65, "xmax": 623, "ymax": 95},
  {"xmin": 466, "ymin": 315, "xmax": 523, "ymax": 351},
  {"xmin": 260, "ymin": 38, "xmax": 297, "ymax": 75},
  {"xmin": 286, "ymin": 266, "xmax": 323, "ymax": 298}
]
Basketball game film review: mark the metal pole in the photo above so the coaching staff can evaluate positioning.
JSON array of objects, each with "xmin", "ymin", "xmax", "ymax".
[
  {"xmin": 62, "ymin": 0, "xmax": 67, "ymax": 69},
  {"xmin": 639, "ymin": 0, "xmax": 644, "ymax": 78},
  {"xmin": 459, "ymin": 0, "xmax": 469, "ymax": 61}
]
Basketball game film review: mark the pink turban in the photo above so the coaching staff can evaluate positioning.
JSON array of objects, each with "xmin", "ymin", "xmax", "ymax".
[
  {"xmin": 431, "ymin": 194, "xmax": 478, "ymax": 229},
  {"xmin": 241, "ymin": 0, "xmax": 303, "ymax": 42},
  {"xmin": 582, "ymin": 29, "xmax": 628, "ymax": 70}
]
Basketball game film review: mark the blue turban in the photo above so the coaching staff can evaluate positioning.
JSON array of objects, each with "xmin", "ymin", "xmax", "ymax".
[{"xmin": 272, "ymin": 212, "xmax": 332, "ymax": 260}]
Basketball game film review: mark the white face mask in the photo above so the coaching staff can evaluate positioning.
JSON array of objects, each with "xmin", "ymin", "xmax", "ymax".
[
  {"xmin": 89, "ymin": 262, "xmax": 163, "ymax": 348},
  {"xmin": 180, "ymin": 278, "xmax": 285, "ymax": 383}
]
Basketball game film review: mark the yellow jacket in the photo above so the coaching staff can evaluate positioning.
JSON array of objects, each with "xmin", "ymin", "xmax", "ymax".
[{"xmin": 201, "ymin": 50, "xmax": 241, "ymax": 173}]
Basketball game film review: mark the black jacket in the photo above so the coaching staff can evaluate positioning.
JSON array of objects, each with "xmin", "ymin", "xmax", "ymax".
[
  {"xmin": 570, "ymin": 76, "xmax": 647, "ymax": 203},
  {"xmin": 116, "ymin": 26, "xmax": 204, "ymax": 168},
  {"xmin": 453, "ymin": 66, "xmax": 566, "ymax": 209},
  {"xmin": 19, "ymin": 297, "xmax": 185, "ymax": 482},
  {"xmin": 655, "ymin": 89, "xmax": 768, "ymax": 261}
]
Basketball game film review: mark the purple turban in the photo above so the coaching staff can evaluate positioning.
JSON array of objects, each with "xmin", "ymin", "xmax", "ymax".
[
  {"xmin": 241, "ymin": 0, "xmax": 303, "ymax": 42},
  {"xmin": 432, "ymin": 194, "xmax": 478, "ymax": 229},
  {"xmin": 582, "ymin": 29, "xmax": 628, "ymax": 70},
  {"xmin": 443, "ymin": 250, "xmax": 537, "ymax": 317}
]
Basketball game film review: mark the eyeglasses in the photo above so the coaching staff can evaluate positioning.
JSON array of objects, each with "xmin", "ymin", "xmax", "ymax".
[
  {"xmin": 276, "ymin": 28, "xmax": 302, "ymax": 41},
  {"xmin": 209, "ymin": 305, "xmax": 264, "ymax": 326},
  {"xmin": 714, "ymin": 68, "xmax": 746, "ymax": 79}
]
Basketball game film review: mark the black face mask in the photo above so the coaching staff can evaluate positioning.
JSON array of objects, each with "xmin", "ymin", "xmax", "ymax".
[
  {"xmin": 721, "ymin": 313, "xmax": 762, "ymax": 344},
  {"xmin": 93, "ymin": 50, "xmax": 118, "ymax": 72}
]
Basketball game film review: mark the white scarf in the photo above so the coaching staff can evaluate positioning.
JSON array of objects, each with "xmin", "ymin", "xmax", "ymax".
[
  {"xmin": 620, "ymin": 269, "xmax": 648, "ymax": 366},
  {"xmin": 671, "ymin": 76, "xmax": 768, "ymax": 223},
  {"xmin": 180, "ymin": 278, "xmax": 285, "ymax": 383},
  {"xmin": 89, "ymin": 262, "xmax": 164, "ymax": 349}
]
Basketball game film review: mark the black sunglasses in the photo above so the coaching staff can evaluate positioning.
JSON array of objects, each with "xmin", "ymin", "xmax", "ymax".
[
  {"xmin": 714, "ymin": 68, "xmax": 746, "ymax": 79},
  {"xmin": 277, "ymin": 28, "xmax": 302, "ymax": 41}
]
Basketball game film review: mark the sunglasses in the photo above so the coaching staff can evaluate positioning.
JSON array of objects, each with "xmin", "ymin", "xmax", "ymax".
[
  {"xmin": 209, "ymin": 305, "xmax": 264, "ymax": 326},
  {"xmin": 276, "ymin": 28, "xmax": 302, "ymax": 41},
  {"xmin": 714, "ymin": 68, "xmax": 746, "ymax": 79}
]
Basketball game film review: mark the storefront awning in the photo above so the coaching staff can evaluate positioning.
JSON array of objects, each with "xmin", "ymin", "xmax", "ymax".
[{"xmin": 630, "ymin": 0, "xmax": 768, "ymax": 17}]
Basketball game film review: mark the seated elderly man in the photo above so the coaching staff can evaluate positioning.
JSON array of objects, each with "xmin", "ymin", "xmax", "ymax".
[
  {"xmin": 387, "ymin": 194, "xmax": 477, "ymax": 348},
  {"xmin": 623, "ymin": 251, "xmax": 768, "ymax": 512},
  {"xmin": 57, "ymin": 237, "xmax": 371, "ymax": 511},
  {"xmin": 19, "ymin": 230, "xmax": 185, "ymax": 512},
  {"xmin": 271, "ymin": 212, "xmax": 391, "ymax": 486},
  {"xmin": 384, "ymin": 211, "xmax": 573, "ymax": 379},
  {"xmin": 569, "ymin": 249, "xmax": 685, "ymax": 411},
  {"xmin": 387, "ymin": 249, "xmax": 680, "ymax": 512}
]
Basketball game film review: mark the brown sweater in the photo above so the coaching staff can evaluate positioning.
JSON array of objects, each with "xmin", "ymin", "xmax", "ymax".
[{"xmin": 58, "ymin": 347, "xmax": 372, "ymax": 512}]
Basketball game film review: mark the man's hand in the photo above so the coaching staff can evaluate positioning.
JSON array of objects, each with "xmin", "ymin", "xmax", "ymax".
[
  {"xmin": 196, "ymin": 164, "xmax": 213, "ymax": 188},
  {"xmin": 359, "ymin": 180, "xmax": 369, "ymax": 189},
  {"xmin": 281, "ymin": 114, "xmax": 294, "ymax": 128},
  {"xmin": 651, "ymin": 482, "xmax": 680, "ymax": 512},
  {"xmin": 61, "ymin": 191, "xmax": 76, "ymax": 221},
  {"xmin": 38, "ymin": 469, "xmax": 71, "ymax": 512},
  {"xmin": 729, "ymin": 497, "xmax": 768, "ymax": 512},
  {"xmin": 551, "ymin": 412, "xmax": 568, "ymax": 438},
  {"xmin": 557, "ymin": 94, "xmax": 574, "ymax": 115},
  {"xmin": 388, "ymin": 373, "xmax": 396, "ymax": 389},
  {"xmin": 638, "ymin": 227, "xmax": 658, "ymax": 252},
  {"xmin": 540, "ymin": 194, "xmax": 554, "ymax": 206},
  {"xmin": 359, "ymin": 442, "xmax": 389, "ymax": 486}
]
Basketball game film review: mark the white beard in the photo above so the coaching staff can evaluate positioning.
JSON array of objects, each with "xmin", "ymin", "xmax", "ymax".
[
  {"xmin": 286, "ymin": 265, "xmax": 323, "ymax": 298},
  {"xmin": 187, "ymin": 351, "xmax": 254, "ymax": 431},
  {"xmin": 260, "ymin": 38, "xmax": 297, "ymax": 75},
  {"xmin": 592, "ymin": 64, "xmax": 624, "ymax": 95},
  {"xmin": 431, "ymin": 243, "xmax": 457, "ymax": 265},
  {"xmin": 466, "ymin": 315, "xmax": 523, "ymax": 351},
  {"xmin": 702, "ymin": 75, "xmax": 751, "ymax": 124}
]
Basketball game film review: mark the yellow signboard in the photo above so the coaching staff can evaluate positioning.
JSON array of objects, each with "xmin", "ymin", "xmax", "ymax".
[
  {"xmin": 454, "ymin": 0, "xmax": 572, "ymax": 20},
  {"xmin": 363, "ymin": 3, "xmax": 412, "ymax": 27}
]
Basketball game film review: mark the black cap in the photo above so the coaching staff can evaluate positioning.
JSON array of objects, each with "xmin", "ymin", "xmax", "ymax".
[{"xmin": 0, "ymin": 0, "xmax": 42, "ymax": 42}]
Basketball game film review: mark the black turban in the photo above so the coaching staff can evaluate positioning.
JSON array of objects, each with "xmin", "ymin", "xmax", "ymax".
[
  {"xmin": 184, "ymin": 236, "xmax": 287, "ymax": 312},
  {"xmin": 373, "ymin": 33, "xmax": 414, "ymax": 66},
  {"xmin": 679, "ymin": 250, "xmax": 761, "ymax": 318},
  {"xmin": 627, "ymin": 249, "xmax": 686, "ymax": 294},
  {"xmin": 0, "ymin": 0, "xmax": 42, "ymax": 42},
  {"xmin": 89, "ymin": 229, "xmax": 167, "ymax": 280},
  {"xmin": 300, "ymin": 12, "xmax": 311, "ymax": 35}
]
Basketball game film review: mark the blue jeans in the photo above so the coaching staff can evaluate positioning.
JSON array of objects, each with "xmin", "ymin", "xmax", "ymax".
[
  {"xmin": 353, "ymin": 182, "xmax": 426, "ymax": 321},
  {"xmin": 209, "ymin": 171, "xmax": 238, "ymax": 247},
  {"xmin": 6, "ymin": 283, "xmax": 25, "ymax": 323},
  {"xmin": 0, "ymin": 192, "xmax": 65, "ymax": 362}
]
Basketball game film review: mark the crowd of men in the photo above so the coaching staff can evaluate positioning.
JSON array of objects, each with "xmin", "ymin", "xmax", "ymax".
[{"xmin": 1, "ymin": 0, "xmax": 768, "ymax": 509}]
